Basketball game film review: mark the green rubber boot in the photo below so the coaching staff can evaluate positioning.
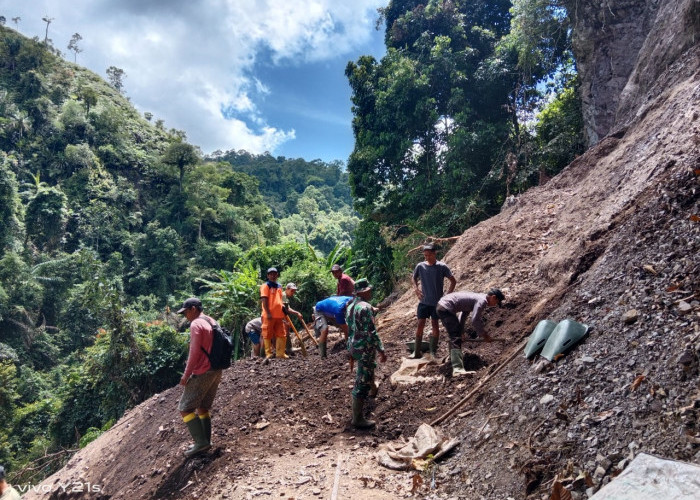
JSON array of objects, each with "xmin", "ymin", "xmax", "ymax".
[
  {"xmin": 318, "ymin": 341, "xmax": 327, "ymax": 358},
  {"xmin": 429, "ymin": 336, "xmax": 439, "ymax": 356},
  {"xmin": 199, "ymin": 413, "xmax": 211, "ymax": 445},
  {"xmin": 184, "ymin": 414, "xmax": 211, "ymax": 457},
  {"xmin": 351, "ymin": 397, "xmax": 375, "ymax": 429},
  {"xmin": 450, "ymin": 349, "xmax": 468, "ymax": 377},
  {"xmin": 411, "ymin": 335, "xmax": 423, "ymax": 358}
]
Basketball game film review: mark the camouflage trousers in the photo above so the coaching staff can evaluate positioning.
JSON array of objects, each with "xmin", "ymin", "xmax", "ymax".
[{"xmin": 352, "ymin": 351, "xmax": 377, "ymax": 399}]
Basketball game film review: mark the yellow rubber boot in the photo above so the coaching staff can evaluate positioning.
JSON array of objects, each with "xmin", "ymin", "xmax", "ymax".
[
  {"xmin": 276, "ymin": 336, "xmax": 289, "ymax": 359},
  {"xmin": 264, "ymin": 338, "xmax": 274, "ymax": 358}
]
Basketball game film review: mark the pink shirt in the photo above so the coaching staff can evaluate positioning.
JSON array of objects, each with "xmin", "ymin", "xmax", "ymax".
[
  {"xmin": 183, "ymin": 314, "xmax": 214, "ymax": 380},
  {"xmin": 336, "ymin": 274, "xmax": 355, "ymax": 296}
]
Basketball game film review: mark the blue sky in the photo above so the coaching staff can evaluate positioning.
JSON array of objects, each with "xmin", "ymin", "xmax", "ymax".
[{"xmin": 0, "ymin": 1, "xmax": 387, "ymax": 163}]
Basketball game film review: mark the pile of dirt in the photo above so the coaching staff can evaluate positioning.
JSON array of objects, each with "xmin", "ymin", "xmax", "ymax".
[{"xmin": 24, "ymin": 4, "xmax": 700, "ymax": 500}]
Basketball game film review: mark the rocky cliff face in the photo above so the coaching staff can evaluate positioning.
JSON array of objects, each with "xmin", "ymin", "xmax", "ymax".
[
  {"xmin": 564, "ymin": 0, "xmax": 662, "ymax": 146},
  {"xmin": 565, "ymin": 0, "xmax": 699, "ymax": 147}
]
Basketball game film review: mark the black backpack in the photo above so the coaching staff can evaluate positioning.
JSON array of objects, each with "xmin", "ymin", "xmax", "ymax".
[{"xmin": 200, "ymin": 318, "xmax": 234, "ymax": 370}]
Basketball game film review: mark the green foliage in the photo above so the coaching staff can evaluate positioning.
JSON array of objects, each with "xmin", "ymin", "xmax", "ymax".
[
  {"xmin": 24, "ymin": 185, "xmax": 68, "ymax": 252},
  {"xmin": 351, "ymin": 220, "xmax": 394, "ymax": 301},
  {"xmin": 0, "ymin": 360, "xmax": 18, "ymax": 465},
  {"xmin": 0, "ymin": 156, "xmax": 23, "ymax": 252},
  {"xmin": 243, "ymin": 240, "xmax": 313, "ymax": 279},
  {"xmin": 128, "ymin": 221, "xmax": 184, "ymax": 300},
  {"xmin": 217, "ymin": 151, "xmax": 352, "ymax": 218},
  {"xmin": 79, "ymin": 427, "xmax": 102, "ymax": 448},
  {"xmin": 348, "ymin": 0, "xmax": 579, "ymax": 238}
]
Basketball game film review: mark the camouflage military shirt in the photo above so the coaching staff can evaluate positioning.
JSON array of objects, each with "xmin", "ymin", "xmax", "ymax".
[{"xmin": 346, "ymin": 297, "xmax": 384, "ymax": 360}]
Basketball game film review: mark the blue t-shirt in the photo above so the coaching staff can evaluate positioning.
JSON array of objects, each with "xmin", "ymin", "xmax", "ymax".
[{"xmin": 315, "ymin": 296, "xmax": 353, "ymax": 324}]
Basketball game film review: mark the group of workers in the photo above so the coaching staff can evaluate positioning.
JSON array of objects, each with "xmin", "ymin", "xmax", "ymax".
[
  {"xmin": 175, "ymin": 243, "xmax": 504, "ymax": 456},
  {"xmin": 244, "ymin": 263, "xmax": 354, "ymax": 359}
]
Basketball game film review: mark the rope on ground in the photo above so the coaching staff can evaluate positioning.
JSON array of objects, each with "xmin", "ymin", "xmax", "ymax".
[{"xmin": 430, "ymin": 338, "xmax": 528, "ymax": 426}]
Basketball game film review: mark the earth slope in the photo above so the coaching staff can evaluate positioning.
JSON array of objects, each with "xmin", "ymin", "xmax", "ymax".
[{"xmin": 26, "ymin": 3, "xmax": 700, "ymax": 500}]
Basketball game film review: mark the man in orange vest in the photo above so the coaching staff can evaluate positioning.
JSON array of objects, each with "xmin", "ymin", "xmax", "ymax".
[{"xmin": 260, "ymin": 267, "xmax": 288, "ymax": 359}]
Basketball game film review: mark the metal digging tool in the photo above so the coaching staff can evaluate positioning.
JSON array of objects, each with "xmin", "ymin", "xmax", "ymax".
[
  {"xmin": 302, "ymin": 321, "xmax": 319, "ymax": 347},
  {"xmin": 286, "ymin": 315, "xmax": 307, "ymax": 356}
]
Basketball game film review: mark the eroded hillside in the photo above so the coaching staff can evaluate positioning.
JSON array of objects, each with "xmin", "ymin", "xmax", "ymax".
[{"xmin": 24, "ymin": 1, "xmax": 700, "ymax": 499}]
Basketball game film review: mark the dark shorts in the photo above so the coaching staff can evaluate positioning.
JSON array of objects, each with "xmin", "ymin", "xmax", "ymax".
[
  {"xmin": 417, "ymin": 303, "xmax": 438, "ymax": 320},
  {"xmin": 247, "ymin": 330, "xmax": 261, "ymax": 345}
]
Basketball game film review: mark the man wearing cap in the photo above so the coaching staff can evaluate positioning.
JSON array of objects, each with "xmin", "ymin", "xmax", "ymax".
[
  {"xmin": 177, "ymin": 297, "xmax": 222, "ymax": 457},
  {"xmin": 346, "ymin": 278, "xmax": 386, "ymax": 429},
  {"xmin": 436, "ymin": 289, "xmax": 505, "ymax": 376},
  {"xmin": 0, "ymin": 466, "xmax": 20, "ymax": 500},
  {"xmin": 411, "ymin": 243, "xmax": 456, "ymax": 358},
  {"xmin": 260, "ymin": 268, "xmax": 287, "ymax": 359},
  {"xmin": 282, "ymin": 283, "xmax": 304, "ymax": 356},
  {"xmin": 331, "ymin": 264, "xmax": 355, "ymax": 296}
]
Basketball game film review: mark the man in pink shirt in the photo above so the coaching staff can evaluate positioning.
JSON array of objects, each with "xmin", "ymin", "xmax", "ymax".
[
  {"xmin": 331, "ymin": 264, "xmax": 355, "ymax": 296},
  {"xmin": 177, "ymin": 297, "xmax": 223, "ymax": 457}
]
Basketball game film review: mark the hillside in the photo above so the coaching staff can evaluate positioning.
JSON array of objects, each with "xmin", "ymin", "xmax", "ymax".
[{"xmin": 21, "ymin": 1, "xmax": 700, "ymax": 499}]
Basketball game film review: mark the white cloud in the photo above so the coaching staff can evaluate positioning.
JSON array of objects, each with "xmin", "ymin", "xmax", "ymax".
[{"xmin": 1, "ymin": 0, "xmax": 384, "ymax": 156}]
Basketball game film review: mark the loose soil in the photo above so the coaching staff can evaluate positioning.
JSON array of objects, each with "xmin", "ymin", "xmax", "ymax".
[{"xmin": 24, "ymin": 20, "xmax": 700, "ymax": 500}]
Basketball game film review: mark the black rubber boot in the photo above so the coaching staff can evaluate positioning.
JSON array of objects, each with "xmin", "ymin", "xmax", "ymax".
[{"xmin": 351, "ymin": 397, "xmax": 376, "ymax": 429}]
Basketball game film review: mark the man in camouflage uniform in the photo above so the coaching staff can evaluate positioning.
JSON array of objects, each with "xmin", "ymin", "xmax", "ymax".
[{"xmin": 346, "ymin": 278, "xmax": 387, "ymax": 429}]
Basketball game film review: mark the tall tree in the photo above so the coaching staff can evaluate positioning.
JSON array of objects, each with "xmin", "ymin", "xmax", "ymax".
[
  {"xmin": 67, "ymin": 33, "xmax": 83, "ymax": 63},
  {"xmin": 105, "ymin": 66, "xmax": 126, "ymax": 93},
  {"xmin": 346, "ymin": 0, "xmax": 514, "ymax": 233},
  {"xmin": 162, "ymin": 140, "xmax": 199, "ymax": 193},
  {"xmin": 41, "ymin": 16, "xmax": 54, "ymax": 45}
]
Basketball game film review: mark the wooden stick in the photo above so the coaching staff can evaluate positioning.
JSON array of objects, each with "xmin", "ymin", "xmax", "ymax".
[
  {"xmin": 431, "ymin": 338, "xmax": 528, "ymax": 426},
  {"xmin": 286, "ymin": 316, "xmax": 307, "ymax": 356},
  {"xmin": 302, "ymin": 321, "xmax": 319, "ymax": 346}
]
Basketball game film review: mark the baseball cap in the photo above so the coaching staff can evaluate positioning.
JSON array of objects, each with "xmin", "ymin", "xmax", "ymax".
[
  {"xmin": 331, "ymin": 264, "xmax": 342, "ymax": 271},
  {"xmin": 177, "ymin": 297, "xmax": 202, "ymax": 314},
  {"xmin": 422, "ymin": 243, "xmax": 437, "ymax": 251},
  {"xmin": 266, "ymin": 267, "xmax": 278, "ymax": 274},
  {"xmin": 286, "ymin": 283, "xmax": 298, "ymax": 290}
]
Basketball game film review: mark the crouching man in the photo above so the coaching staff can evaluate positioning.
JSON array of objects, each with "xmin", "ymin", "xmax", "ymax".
[
  {"xmin": 346, "ymin": 279, "xmax": 386, "ymax": 429},
  {"xmin": 436, "ymin": 289, "xmax": 505, "ymax": 376},
  {"xmin": 178, "ymin": 297, "xmax": 223, "ymax": 457}
]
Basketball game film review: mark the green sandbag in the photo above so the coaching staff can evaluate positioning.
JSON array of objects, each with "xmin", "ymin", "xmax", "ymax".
[
  {"xmin": 540, "ymin": 319, "xmax": 589, "ymax": 361},
  {"xmin": 524, "ymin": 319, "xmax": 558, "ymax": 359}
]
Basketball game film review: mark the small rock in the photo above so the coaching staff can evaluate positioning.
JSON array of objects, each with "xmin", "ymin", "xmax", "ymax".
[
  {"xmin": 581, "ymin": 356, "xmax": 595, "ymax": 364},
  {"xmin": 677, "ymin": 301, "xmax": 692, "ymax": 314},
  {"xmin": 623, "ymin": 310, "xmax": 639, "ymax": 324},
  {"xmin": 312, "ymin": 488, "xmax": 321, "ymax": 496},
  {"xmin": 540, "ymin": 394, "xmax": 555, "ymax": 405},
  {"xmin": 594, "ymin": 466, "xmax": 607, "ymax": 479}
]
